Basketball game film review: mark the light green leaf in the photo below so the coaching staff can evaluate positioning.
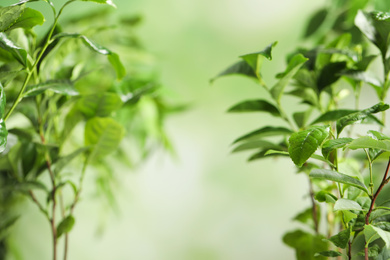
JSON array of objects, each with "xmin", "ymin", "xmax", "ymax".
[
  {"xmin": 233, "ymin": 126, "xmax": 293, "ymax": 144},
  {"xmin": 355, "ymin": 11, "xmax": 390, "ymax": 57},
  {"xmin": 310, "ymin": 169, "xmax": 368, "ymax": 194},
  {"xmin": 322, "ymin": 138, "xmax": 354, "ymax": 160},
  {"xmin": 53, "ymin": 33, "xmax": 125, "ymax": 79},
  {"xmin": 348, "ymin": 136, "xmax": 390, "ymax": 151},
  {"xmin": 334, "ymin": 198, "xmax": 363, "ymax": 211},
  {"xmin": 336, "ymin": 102, "xmax": 389, "ymax": 135},
  {"xmin": 85, "ymin": 117, "xmax": 124, "ymax": 160},
  {"xmin": 293, "ymin": 109, "xmax": 312, "ymax": 128},
  {"xmin": 56, "ymin": 215, "xmax": 75, "ymax": 238},
  {"xmin": 0, "ymin": 33, "xmax": 27, "ymax": 66},
  {"xmin": 270, "ymin": 54, "xmax": 308, "ymax": 102},
  {"xmin": 79, "ymin": 0, "xmax": 116, "ymax": 8},
  {"xmin": 53, "ymin": 147, "xmax": 90, "ymax": 176},
  {"xmin": 23, "ymin": 79, "xmax": 79, "ymax": 97},
  {"xmin": 0, "ymin": 84, "xmax": 7, "ymax": 153},
  {"xmin": 240, "ymin": 41, "xmax": 277, "ymax": 69},
  {"xmin": 288, "ymin": 126, "xmax": 330, "ymax": 167},
  {"xmin": 78, "ymin": 93, "xmax": 123, "ymax": 118},
  {"xmin": 227, "ymin": 99, "xmax": 281, "ymax": 117},
  {"xmin": 364, "ymin": 224, "xmax": 390, "ymax": 248},
  {"xmin": 6, "ymin": 7, "xmax": 45, "ymax": 31},
  {"xmin": 0, "ymin": 5, "xmax": 25, "ymax": 32}
]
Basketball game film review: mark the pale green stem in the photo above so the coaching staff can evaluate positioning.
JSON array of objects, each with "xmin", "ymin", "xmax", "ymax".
[{"xmin": 364, "ymin": 148, "xmax": 374, "ymax": 196}]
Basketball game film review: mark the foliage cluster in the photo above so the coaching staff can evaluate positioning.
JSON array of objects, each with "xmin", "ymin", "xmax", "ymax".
[
  {"xmin": 215, "ymin": 0, "xmax": 390, "ymax": 259},
  {"xmin": 0, "ymin": 0, "xmax": 172, "ymax": 259}
]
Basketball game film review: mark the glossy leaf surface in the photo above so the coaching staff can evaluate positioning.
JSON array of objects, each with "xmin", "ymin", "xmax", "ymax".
[
  {"xmin": 0, "ymin": 5, "xmax": 25, "ymax": 32},
  {"xmin": 0, "ymin": 33, "xmax": 27, "ymax": 66},
  {"xmin": 310, "ymin": 169, "xmax": 368, "ymax": 194},
  {"xmin": 6, "ymin": 7, "xmax": 45, "ymax": 31},
  {"xmin": 288, "ymin": 126, "xmax": 330, "ymax": 167}
]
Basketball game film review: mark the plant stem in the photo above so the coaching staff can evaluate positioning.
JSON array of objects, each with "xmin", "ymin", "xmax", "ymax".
[
  {"xmin": 363, "ymin": 149, "xmax": 374, "ymax": 196},
  {"xmin": 309, "ymin": 179, "xmax": 319, "ymax": 234},
  {"xmin": 63, "ymin": 158, "xmax": 89, "ymax": 260}
]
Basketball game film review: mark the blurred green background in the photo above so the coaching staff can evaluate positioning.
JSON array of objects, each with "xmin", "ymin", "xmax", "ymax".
[{"xmin": 6, "ymin": 0, "xmax": 329, "ymax": 259}]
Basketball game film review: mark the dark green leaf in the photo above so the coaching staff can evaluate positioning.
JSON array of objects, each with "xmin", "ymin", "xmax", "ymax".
[
  {"xmin": 283, "ymin": 230, "xmax": 328, "ymax": 260},
  {"xmin": 233, "ymin": 126, "xmax": 293, "ymax": 144},
  {"xmin": 0, "ymin": 33, "xmax": 27, "ymax": 66},
  {"xmin": 310, "ymin": 169, "xmax": 368, "ymax": 194},
  {"xmin": 211, "ymin": 42, "xmax": 277, "ymax": 83},
  {"xmin": 227, "ymin": 100, "xmax": 280, "ymax": 117},
  {"xmin": 270, "ymin": 54, "xmax": 308, "ymax": 102},
  {"xmin": 314, "ymin": 251, "xmax": 343, "ymax": 257},
  {"xmin": 311, "ymin": 110, "xmax": 356, "ymax": 125},
  {"xmin": 293, "ymin": 109, "xmax": 312, "ymax": 128},
  {"xmin": 0, "ymin": 5, "xmax": 25, "ymax": 32},
  {"xmin": 56, "ymin": 215, "xmax": 75, "ymax": 238},
  {"xmin": 6, "ymin": 7, "xmax": 45, "ymax": 31},
  {"xmin": 78, "ymin": 93, "xmax": 123, "ymax": 118},
  {"xmin": 315, "ymin": 191, "xmax": 337, "ymax": 203},
  {"xmin": 232, "ymin": 140, "xmax": 282, "ymax": 153},
  {"xmin": 336, "ymin": 102, "xmax": 389, "ymax": 135},
  {"xmin": 85, "ymin": 117, "xmax": 124, "ymax": 160},
  {"xmin": 23, "ymin": 79, "xmax": 79, "ymax": 97},
  {"xmin": 317, "ymin": 62, "xmax": 347, "ymax": 92},
  {"xmin": 304, "ymin": 9, "xmax": 328, "ymax": 38},
  {"xmin": 288, "ymin": 126, "xmax": 330, "ymax": 167},
  {"xmin": 211, "ymin": 60, "xmax": 256, "ymax": 82},
  {"xmin": 322, "ymin": 138, "xmax": 353, "ymax": 160}
]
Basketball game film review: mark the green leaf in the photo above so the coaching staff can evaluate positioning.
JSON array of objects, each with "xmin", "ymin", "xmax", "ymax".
[
  {"xmin": 309, "ymin": 169, "xmax": 368, "ymax": 194},
  {"xmin": 232, "ymin": 140, "xmax": 282, "ymax": 153},
  {"xmin": 0, "ymin": 33, "xmax": 27, "ymax": 66},
  {"xmin": 211, "ymin": 42, "xmax": 277, "ymax": 83},
  {"xmin": 322, "ymin": 138, "xmax": 353, "ymax": 160},
  {"xmin": 355, "ymin": 11, "xmax": 390, "ymax": 57},
  {"xmin": 78, "ymin": 93, "xmax": 123, "ymax": 118},
  {"xmin": 53, "ymin": 147, "xmax": 90, "ymax": 176},
  {"xmin": 317, "ymin": 62, "xmax": 347, "ymax": 92},
  {"xmin": 336, "ymin": 102, "xmax": 389, "ymax": 135},
  {"xmin": 283, "ymin": 230, "xmax": 328, "ymax": 260},
  {"xmin": 314, "ymin": 251, "xmax": 343, "ymax": 257},
  {"xmin": 304, "ymin": 9, "xmax": 328, "ymax": 38},
  {"xmin": 0, "ymin": 84, "xmax": 7, "ymax": 153},
  {"xmin": 293, "ymin": 109, "xmax": 312, "ymax": 129},
  {"xmin": 270, "ymin": 54, "xmax": 308, "ymax": 102},
  {"xmin": 227, "ymin": 100, "xmax": 281, "ymax": 117},
  {"xmin": 56, "ymin": 215, "xmax": 75, "ymax": 238},
  {"xmin": 85, "ymin": 117, "xmax": 124, "ymax": 160},
  {"xmin": 6, "ymin": 7, "xmax": 45, "ymax": 31},
  {"xmin": 288, "ymin": 126, "xmax": 330, "ymax": 167},
  {"xmin": 0, "ymin": 5, "xmax": 25, "ymax": 32},
  {"xmin": 54, "ymin": 33, "xmax": 125, "ymax": 79},
  {"xmin": 233, "ymin": 126, "xmax": 293, "ymax": 144},
  {"xmin": 23, "ymin": 79, "xmax": 79, "ymax": 97},
  {"xmin": 334, "ymin": 198, "xmax": 363, "ymax": 211},
  {"xmin": 364, "ymin": 224, "xmax": 390, "ymax": 247},
  {"xmin": 79, "ymin": 0, "xmax": 116, "ymax": 8},
  {"xmin": 311, "ymin": 110, "xmax": 356, "ymax": 125},
  {"xmin": 211, "ymin": 61, "xmax": 257, "ymax": 82},
  {"xmin": 341, "ymin": 70, "xmax": 381, "ymax": 87},
  {"xmin": 348, "ymin": 136, "xmax": 390, "ymax": 151},
  {"xmin": 315, "ymin": 191, "xmax": 337, "ymax": 203}
]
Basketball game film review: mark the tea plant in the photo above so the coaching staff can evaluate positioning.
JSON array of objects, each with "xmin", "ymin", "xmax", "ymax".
[
  {"xmin": 0, "ymin": 0, "xmax": 172, "ymax": 259},
  {"xmin": 215, "ymin": 0, "xmax": 390, "ymax": 259}
]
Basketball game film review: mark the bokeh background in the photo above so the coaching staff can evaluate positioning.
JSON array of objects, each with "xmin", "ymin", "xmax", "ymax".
[{"xmin": 6, "ymin": 0, "xmax": 331, "ymax": 259}]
